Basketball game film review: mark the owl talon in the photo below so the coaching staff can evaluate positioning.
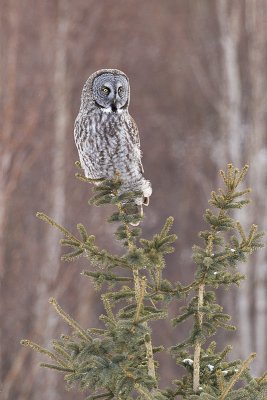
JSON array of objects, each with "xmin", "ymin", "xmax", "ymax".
[
  {"xmin": 129, "ymin": 204, "xmax": 143, "ymax": 226},
  {"xmin": 143, "ymin": 197, "xmax": 149, "ymax": 206},
  {"xmin": 130, "ymin": 221, "xmax": 140, "ymax": 227}
]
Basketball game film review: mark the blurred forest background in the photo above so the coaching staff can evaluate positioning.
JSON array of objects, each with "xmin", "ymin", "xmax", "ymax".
[{"xmin": 1, "ymin": 0, "xmax": 267, "ymax": 399}]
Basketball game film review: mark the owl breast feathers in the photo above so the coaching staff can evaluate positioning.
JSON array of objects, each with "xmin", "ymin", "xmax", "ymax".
[{"xmin": 74, "ymin": 69, "xmax": 152, "ymax": 207}]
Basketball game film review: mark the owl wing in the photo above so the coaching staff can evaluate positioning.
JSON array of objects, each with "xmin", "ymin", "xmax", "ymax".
[
  {"xmin": 129, "ymin": 116, "xmax": 144, "ymax": 174},
  {"xmin": 74, "ymin": 115, "xmax": 95, "ymax": 176}
]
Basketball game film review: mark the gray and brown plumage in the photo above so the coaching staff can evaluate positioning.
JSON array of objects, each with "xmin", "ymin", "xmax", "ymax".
[{"xmin": 74, "ymin": 69, "xmax": 152, "ymax": 217}]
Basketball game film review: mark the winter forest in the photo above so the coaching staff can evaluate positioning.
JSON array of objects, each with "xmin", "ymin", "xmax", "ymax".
[{"xmin": 1, "ymin": 1, "xmax": 267, "ymax": 399}]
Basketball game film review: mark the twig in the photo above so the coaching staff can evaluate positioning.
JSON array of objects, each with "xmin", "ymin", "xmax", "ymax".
[{"xmin": 193, "ymin": 283, "xmax": 205, "ymax": 392}]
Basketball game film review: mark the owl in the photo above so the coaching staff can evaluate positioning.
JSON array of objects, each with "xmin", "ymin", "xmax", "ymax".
[{"xmin": 74, "ymin": 69, "xmax": 152, "ymax": 219}]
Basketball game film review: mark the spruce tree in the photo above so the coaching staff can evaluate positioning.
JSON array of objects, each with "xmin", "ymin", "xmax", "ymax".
[{"xmin": 21, "ymin": 164, "xmax": 267, "ymax": 399}]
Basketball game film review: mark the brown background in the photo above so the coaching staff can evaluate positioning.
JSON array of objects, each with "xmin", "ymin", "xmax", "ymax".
[{"xmin": 1, "ymin": 1, "xmax": 267, "ymax": 399}]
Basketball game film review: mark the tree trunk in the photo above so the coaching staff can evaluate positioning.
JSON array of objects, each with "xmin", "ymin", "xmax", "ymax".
[
  {"xmin": 33, "ymin": 1, "xmax": 69, "ymax": 398},
  {"xmin": 245, "ymin": 0, "xmax": 267, "ymax": 374},
  {"xmin": 216, "ymin": 1, "xmax": 253, "ymax": 357}
]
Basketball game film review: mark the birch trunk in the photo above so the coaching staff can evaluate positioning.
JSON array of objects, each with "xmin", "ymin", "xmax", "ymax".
[
  {"xmin": 0, "ymin": 1, "xmax": 19, "ymax": 382},
  {"xmin": 216, "ymin": 1, "xmax": 253, "ymax": 357},
  {"xmin": 33, "ymin": 1, "xmax": 69, "ymax": 398},
  {"xmin": 0, "ymin": 0, "xmax": 18, "ymax": 279},
  {"xmin": 0, "ymin": 185, "xmax": 7, "ymax": 385},
  {"xmin": 245, "ymin": 0, "xmax": 267, "ymax": 374},
  {"xmin": 216, "ymin": 0, "xmax": 242, "ymax": 166},
  {"xmin": 0, "ymin": 170, "xmax": 9, "ymax": 280}
]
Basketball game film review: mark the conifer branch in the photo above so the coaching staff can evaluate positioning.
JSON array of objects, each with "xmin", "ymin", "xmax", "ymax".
[
  {"xmin": 20, "ymin": 340, "xmax": 69, "ymax": 368},
  {"xmin": 236, "ymin": 221, "xmax": 247, "ymax": 243},
  {"xmin": 40, "ymin": 363, "xmax": 74, "ymax": 372},
  {"xmin": 36, "ymin": 212, "xmax": 78, "ymax": 241},
  {"xmin": 219, "ymin": 353, "xmax": 256, "ymax": 399},
  {"xmin": 216, "ymin": 370, "xmax": 226, "ymax": 393},
  {"xmin": 49, "ymin": 298, "xmax": 92, "ymax": 342},
  {"xmin": 133, "ymin": 268, "xmax": 141, "ymax": 301},
  {"xmin": 133, "ymin": 267, "xmax": 157, "ymax": 382},
  {"xmin": 85, "ymin": 392, "xmax": 113, "ymax": 400},
  {"xmin": 101, "ymin": 295, "xmax": 116, "ymax": 324},
  {"xmin": 82, "ymin": 270, "xmax": 133, "ymax": 283},
  {"xmin": 135, "ymin": 384, "xmax": 154, "ymax": 399},
  {"xmin": 134, "ymin": 276, "xmax": 146, "ymax": 323},
  {"xmin": 75, "ymin": 172, "xmax": 105, "ymax": 184},
  {"xmin": 256, "ymin": 371, "xmax": 267, "ymax": 384},
  {"xmin": 52, "ymin": 341, "xmax": 72, "ymax": 361},
  {"xmin": 144, "ymin": 333, "xmax": 156, "ymax": 380},
  {"xmin": 193, "ymin": 283, "xmax": 205, "ymax": 392}
]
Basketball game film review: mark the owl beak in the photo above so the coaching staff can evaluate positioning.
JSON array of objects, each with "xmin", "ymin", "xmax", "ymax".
[{"xmin": 111, "ymin": 99, "xmax": 118, "ymax": 113}]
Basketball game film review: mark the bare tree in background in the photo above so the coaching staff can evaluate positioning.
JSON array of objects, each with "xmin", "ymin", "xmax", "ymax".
[
  {"xmin": 0, "ymin": 3, "xmax": 49, "ymax": 393},
  {"xmin": 32, "ymin": 1, "xmax": 69, "ymax": 399},
  {"xmin": 188, "ymin": 0, "xmax": 267, "ymax": 371},
  {"xmin": 217, "ymin": 1, "xmax": 267, "ymax": 372},
  {"xmin": 245, "ymin": 0, "xmax": 267, "ymax": 375},
  {"xmin": 215, "ymin": 0, "xmax": 251, "ymax": 356},
  {"xmin": 0, "ymin": 0, "xmax": 46, "ymax": 279}
]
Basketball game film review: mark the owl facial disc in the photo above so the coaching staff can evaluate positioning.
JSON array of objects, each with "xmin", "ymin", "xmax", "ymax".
[{"xmin": 92, "ymin": 72, "xmax": 129, "ymax": 112}]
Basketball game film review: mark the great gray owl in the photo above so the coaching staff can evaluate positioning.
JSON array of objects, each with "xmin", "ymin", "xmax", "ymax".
[{"xmin": 74, "ymin": 69, "xmax": 152, "ymax": 218}]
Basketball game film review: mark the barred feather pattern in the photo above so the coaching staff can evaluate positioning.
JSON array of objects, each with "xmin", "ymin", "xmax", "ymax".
[{"xmin": 74, "ymin": 69, "xmax": 152, "ymax": 206}]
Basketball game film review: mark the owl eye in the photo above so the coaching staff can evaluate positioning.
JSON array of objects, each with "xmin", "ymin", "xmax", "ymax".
[
  {"xmin": 101, "ymin": 86, "xmax": 110, "ymax": 95},
  {"xmin": 118, "ymin": 86, "xmax": 124, "ymax": 96}
]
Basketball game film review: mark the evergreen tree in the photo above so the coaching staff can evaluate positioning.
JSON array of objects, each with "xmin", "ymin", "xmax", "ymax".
[{"xmin": 21, "ymin": 164, "xmax": 267, "ymax": 399}]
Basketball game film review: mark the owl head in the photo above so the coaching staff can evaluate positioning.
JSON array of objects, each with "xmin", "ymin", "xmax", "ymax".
[{"xmin": 81, "ymin": 69, "xmax": 130, "ymax": 113}]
